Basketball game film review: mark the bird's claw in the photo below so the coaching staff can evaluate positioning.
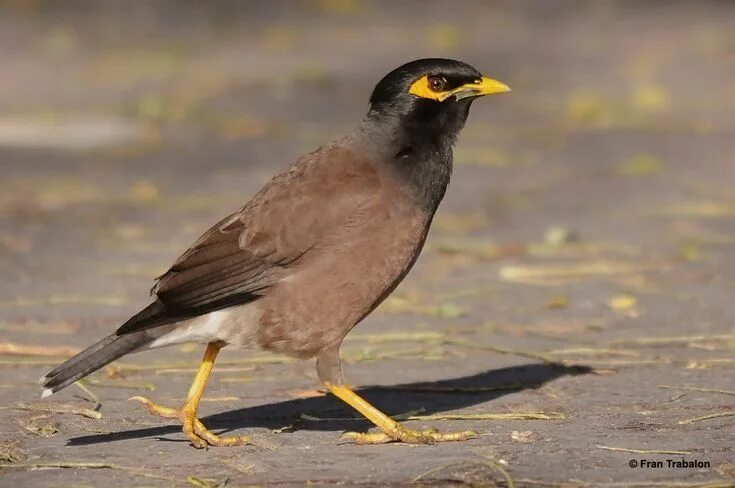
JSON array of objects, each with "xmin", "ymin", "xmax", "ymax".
[{"xmin": 341, "ymin": 426, "xmax": 478, "ymax": 445}]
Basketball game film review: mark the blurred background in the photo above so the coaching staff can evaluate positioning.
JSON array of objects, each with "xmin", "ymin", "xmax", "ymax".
[
  {"xmin": 1, "ymin": 0, "xmax": 734, "ymax": 305},
  {"xmin": 0, "ymin": 1, "xmax": 734, "ymax": 486}
]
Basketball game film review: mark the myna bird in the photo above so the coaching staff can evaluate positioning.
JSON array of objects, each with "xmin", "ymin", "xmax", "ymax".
[{"xmin": 41, "ymin": 58, "xmax": 510, "ymax": 447}]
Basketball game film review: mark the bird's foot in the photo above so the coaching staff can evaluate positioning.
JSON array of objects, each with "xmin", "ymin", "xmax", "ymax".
[
  {"xmin": 129, "ymin": 396, "xmax": 251, "ymax": 449},
  {"xmin": 182, "ymin": 415, "xmax": 250, "ymax": 449},
  {"xmin": 341, "ymin": 425, "xmax": 477, "ymax": 445}
]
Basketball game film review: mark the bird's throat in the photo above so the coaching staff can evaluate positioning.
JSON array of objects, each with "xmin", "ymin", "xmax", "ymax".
[
  {"xmin": 358, "ymin": 109, "xmax": 456, "ymax": 215},
  {"xmin": 391, "ymin": 142, "xmax": 453, "ymax": 215}
]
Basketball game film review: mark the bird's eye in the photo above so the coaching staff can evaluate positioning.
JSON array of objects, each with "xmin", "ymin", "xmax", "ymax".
[{"xmin": 427, "ymin": 76, "xmax": 447, "ymax": 92}]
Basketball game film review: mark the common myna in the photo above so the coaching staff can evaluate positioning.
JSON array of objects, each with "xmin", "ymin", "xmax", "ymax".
[{"xmin": 41, "ymin": 58, "xmax": 510, "ymax": 447}]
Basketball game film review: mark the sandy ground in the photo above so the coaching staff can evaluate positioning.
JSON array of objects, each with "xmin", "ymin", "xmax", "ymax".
[{"xmin": 0, "ymin": 1, "xmax": 734, "ymax": 486}]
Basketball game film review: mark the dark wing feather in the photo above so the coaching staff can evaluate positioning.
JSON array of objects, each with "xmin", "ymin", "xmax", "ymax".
[
  {"xmin": 116, "ymin": 144, "xmax": 381, "ymax": 335},
  {"xmin": 152, "ymin": 217, "xmax": 274, "ymax": 307}
]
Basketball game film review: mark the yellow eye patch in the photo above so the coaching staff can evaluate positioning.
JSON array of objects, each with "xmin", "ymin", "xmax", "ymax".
[
  {"xmin": 408, "ymin": 75, "xmax": 449, "ymax": 101},
  {"xmin": 409, "ymin": 76, "xmax": 511, "ymax": 102}
]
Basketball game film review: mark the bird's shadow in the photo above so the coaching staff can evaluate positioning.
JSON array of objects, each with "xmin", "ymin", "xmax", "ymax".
[{"xmin": 68, "ymin": 363, "xmax": 590, "ymax": 446}]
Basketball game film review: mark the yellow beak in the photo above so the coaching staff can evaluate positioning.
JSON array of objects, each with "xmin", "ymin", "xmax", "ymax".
[{"xmin": 439, "ymin": 76, "xmax": 511, "ymax": 101}]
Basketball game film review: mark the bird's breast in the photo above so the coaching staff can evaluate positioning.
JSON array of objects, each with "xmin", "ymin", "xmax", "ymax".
[{"xmin": 254, "ymin": 196, "xmax": 431, "ymax": 359}]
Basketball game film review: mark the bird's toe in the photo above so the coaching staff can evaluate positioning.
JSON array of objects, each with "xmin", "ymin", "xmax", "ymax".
[
  {"xmin": 194, "ymin": 420, "xmax": 251, "ymax": 447},
  {"xmin": 128, "ymin": 396, "xmax": 182, "ymax": 419},
  {"xmin": 340, "ymin": 426, "xmax": 478, "ymax": 445},
  {"xmin": 340, "ymin": 431, "xmax": 393, "ymax": 445}
]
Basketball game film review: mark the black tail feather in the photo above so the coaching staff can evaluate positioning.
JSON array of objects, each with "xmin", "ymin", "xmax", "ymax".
[{"xmin": 41, "ymin": 332, "xmax": 153, "ymax": 395}]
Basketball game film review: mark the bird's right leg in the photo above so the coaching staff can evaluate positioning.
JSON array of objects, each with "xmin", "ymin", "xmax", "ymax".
[
  {"xmin": 130, "ymin": 341, "xmax": 251, "ymax": 448},
  {"xmin": 317, "ymin": 346, "xmax": 477, "ymax": 445}
]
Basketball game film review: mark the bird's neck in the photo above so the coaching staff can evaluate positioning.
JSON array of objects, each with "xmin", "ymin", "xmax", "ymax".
[
  {"xmin": 391, "ymin": 140, "xmax": 453, "ymax": 216},
  {"xmin": 353, "ymin": 110, "xmax": 457, "ymax": 215}
]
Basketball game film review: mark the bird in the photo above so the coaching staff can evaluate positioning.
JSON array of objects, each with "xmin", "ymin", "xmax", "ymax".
[{"xmin": 40, "ymin": 58, "xmax": 510, "ymax": 447}]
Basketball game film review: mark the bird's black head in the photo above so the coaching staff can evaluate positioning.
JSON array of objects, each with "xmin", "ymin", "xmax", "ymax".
[
  {"xmin": 357, "ymin": 59, "xmax": 509, "ymax": 214},
  {"xmin": 367, "ymin": 58, "xmax": 510, "ymax": 146}
]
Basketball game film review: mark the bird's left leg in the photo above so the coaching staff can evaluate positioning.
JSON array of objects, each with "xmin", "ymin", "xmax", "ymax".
[
  {"xmin": 317, "ymin": 346, "xmax": 477, "ymax": 445},
  {"xmin": 130, "ymin": 341, "xmax": 251, "ymax": 448}
]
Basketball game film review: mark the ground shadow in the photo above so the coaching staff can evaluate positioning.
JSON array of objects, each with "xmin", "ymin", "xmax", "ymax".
[{"xmin": 68, "ymin": 362, "xmax": 590, "ymax": 446}]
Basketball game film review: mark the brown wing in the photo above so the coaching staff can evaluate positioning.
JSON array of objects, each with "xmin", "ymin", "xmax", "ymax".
[
  {"xmin": 116, "ymin": 144, "xmax": 382, "ymax": 335},
  {"xmin": 151, "ymin": 214, "xmax": 273, "ymax": 310}
]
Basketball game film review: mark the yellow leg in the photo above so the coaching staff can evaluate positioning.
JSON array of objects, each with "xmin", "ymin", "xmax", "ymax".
[
  {"xmin": 328, "ymin": 384, "xmax": 477, "ymax": 445},
  {"xmin": 130, "ymin": 341, "xmax": 251, "ymax": 449}
]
